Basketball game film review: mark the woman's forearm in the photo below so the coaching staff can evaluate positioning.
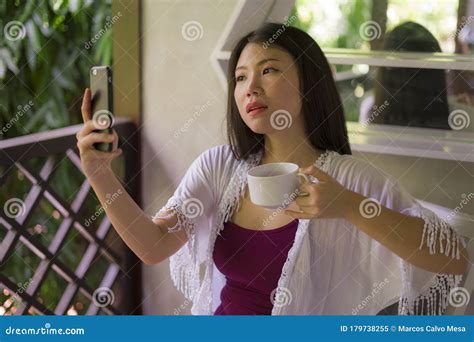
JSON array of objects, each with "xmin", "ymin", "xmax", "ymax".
[
  {"xmin": 342, "ymin": 190, "xmax": 469, "ymax": 275},
  {"xmin": 87, "ymin": 171, "xmax": 166, "ymax": 265}
]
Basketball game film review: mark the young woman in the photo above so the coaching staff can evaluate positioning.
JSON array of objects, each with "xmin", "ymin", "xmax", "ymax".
[{"xmin": 76, "ymin": 23, "xmax": 468, "ymax": 316}]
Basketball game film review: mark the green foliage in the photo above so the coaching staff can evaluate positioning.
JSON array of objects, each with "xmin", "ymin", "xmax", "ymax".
[
  {"xmin": 0, "ymin": 0, "xmax": 112, "ymax": 139},
  {"xmin": 0, "ymin": 0, "xmax": 112, "ymax": 315}
]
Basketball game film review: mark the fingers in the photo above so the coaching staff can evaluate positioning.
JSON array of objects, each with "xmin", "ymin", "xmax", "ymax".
[
  {"xmin": 81, "ymin": 88, "xmax": 91, "ymax": 123},
  {"xmin": 77, "ymin": 125, "xmax": 119, "ymax": 147},
  {"xmin": 295, "ymin": 194, "xmax": 312, "ymax": 208},
  {"xmin": 76, "ymin": 120, "xmax": 99, "ymax": 139},
  {"xmin": 112, "ymin": 130, "xmax": 118, "ymax": 151},
  {"xmin": 299, "ymin": 165, "xmax": 331, "ymax": 182},
  {"xmin": 87, "ymin": 146, "xmax": 122, "ymax": 159},
  {"xmin": 284, "ymin": 209, "xmax": 314, "ymax": 220},
  {"xmin": 295, "ymin": 182, "xmax": 317, "ymax": 207},
  {"xmin": 77, "ymin": 132, "xmax": 116, "ymax": 151}
]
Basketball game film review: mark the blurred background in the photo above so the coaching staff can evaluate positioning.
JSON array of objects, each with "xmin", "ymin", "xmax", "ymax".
[{"xmin": 0, "ymin": 0, "xmax": 473, "ymax": 316}]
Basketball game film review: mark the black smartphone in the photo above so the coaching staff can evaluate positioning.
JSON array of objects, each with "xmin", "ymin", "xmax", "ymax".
[{"xmin": 90, "ymin": 66, "xmax": 114, "ymax": 152}]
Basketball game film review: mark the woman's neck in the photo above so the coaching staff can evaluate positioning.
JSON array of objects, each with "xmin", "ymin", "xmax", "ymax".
[{"xmin": 261, "ymin": 135, "xmax": 324, "ymax": 168}]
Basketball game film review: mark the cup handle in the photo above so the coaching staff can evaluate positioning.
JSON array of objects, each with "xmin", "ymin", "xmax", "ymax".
[{"xmin": 296, "ymin": 172, "xmax": 310, "ymax": 197}]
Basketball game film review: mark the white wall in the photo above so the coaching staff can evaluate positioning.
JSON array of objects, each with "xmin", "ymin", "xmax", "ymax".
[
  {"xmin": 138, "ymin": 0, "xmax": 474, "ymax": 315},
  {"xmin": 140, "ymin": 0, "xmax": 238, "ymax": 314}
]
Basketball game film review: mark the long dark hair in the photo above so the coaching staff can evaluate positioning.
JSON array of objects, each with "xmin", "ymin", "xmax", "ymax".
[
  {"xmin": 373, "ymin": 22, "xmax": 450, "ymax": 129},
  {"xmin": 226, "ymin": 22, "xmax": 352, "ymax": 160}
]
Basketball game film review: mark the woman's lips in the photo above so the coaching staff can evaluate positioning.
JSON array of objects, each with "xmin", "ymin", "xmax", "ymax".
[{"xmin": 248, "ymin": 106, "xmax": 268, "ymax": 116}]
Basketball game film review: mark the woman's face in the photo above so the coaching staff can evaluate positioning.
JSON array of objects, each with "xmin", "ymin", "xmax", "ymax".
[{"xmin": 234, "ymin": 43, "xmax": 303, "ymax": 134}]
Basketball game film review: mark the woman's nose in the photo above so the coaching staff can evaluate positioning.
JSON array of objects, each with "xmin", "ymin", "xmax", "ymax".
[{"xmin": 246, "ymin": 78, "xmax": 263, "ymax": 97}]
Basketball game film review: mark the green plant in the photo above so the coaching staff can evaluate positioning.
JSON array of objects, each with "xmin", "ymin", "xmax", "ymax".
[
  {"xmin": 0, "ymin": 0, "xmax": 112, "ymax": 139},
  {"xmin": 0, "ymin": 0, "xmax": 112, "ymax": 315}
]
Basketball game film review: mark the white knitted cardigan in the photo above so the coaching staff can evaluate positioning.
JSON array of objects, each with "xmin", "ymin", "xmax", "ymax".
[{"xmin": 153, "ymin": 145, "xmax": 466, "ymax": 315}]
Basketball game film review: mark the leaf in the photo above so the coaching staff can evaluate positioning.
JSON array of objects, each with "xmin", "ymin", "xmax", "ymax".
[
  {"xmin": 0, "ymin": 58, "xmax": 5, "ymax": 79},
  {"xmin": 26, "ymin": 20, "xmax": 42, "ymax": 53},
  {"xmin": 25, "ymin": 36, "xmax": 37, "ymax": 70},
  {"xmin": 0, "ymin": 47, "xmax": 19, "ymax": 75}
]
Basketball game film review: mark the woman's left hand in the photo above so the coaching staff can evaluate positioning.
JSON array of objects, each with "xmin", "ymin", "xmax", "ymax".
[{"xmin": 284, "ymin": 165, "xmax": 352, "ymax": 220}]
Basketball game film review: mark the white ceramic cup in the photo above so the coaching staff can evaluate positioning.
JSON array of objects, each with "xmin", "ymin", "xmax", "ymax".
[{"xmin": 247, "ymin": 162, "xmax": 309, "ymax": 210}]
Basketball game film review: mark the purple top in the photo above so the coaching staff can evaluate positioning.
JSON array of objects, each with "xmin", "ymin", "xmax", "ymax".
[{"xmin": 212, "ymin": 218, "xmax": 299, "ymax": 315}]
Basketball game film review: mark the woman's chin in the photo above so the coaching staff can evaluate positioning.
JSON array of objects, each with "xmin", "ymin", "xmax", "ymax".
[
  {"xmin": 248, "ymin": 126, "xmax": 274, "ymax": 135},
  {"xmin": 248, "ymin": 124, "xmax": 287, "ymax": 135}
]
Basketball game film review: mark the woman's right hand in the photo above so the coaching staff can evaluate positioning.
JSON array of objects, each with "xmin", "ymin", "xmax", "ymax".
[{"xmin": 76, "ymin": 88, "xmax": 122, "ymax": 179}]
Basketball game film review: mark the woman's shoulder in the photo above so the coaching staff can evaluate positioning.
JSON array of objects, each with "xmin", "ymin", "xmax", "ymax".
[
  {"xmin": 200, "ymin": 144, "xmax": 235, "ymax": 162},
  {"xmin": 328, "ymin": 151, "xmax": 394, "ymax": 190},
  {"xmin": 197, "ymin": 144, "xmax": 243, "ymax": 171},
  {"xmin": 201, "ymin": 144, "xmax": 232, "ymax": 157}
]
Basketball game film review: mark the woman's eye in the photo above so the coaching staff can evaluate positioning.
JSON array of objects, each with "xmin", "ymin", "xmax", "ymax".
[
  {"xmin": 263, "ymin": 67, "xmax": 277, "ymax": 74},
  {"xmin": 235, "ymin": 68, "xmax": 277, "ymax": 82}
]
